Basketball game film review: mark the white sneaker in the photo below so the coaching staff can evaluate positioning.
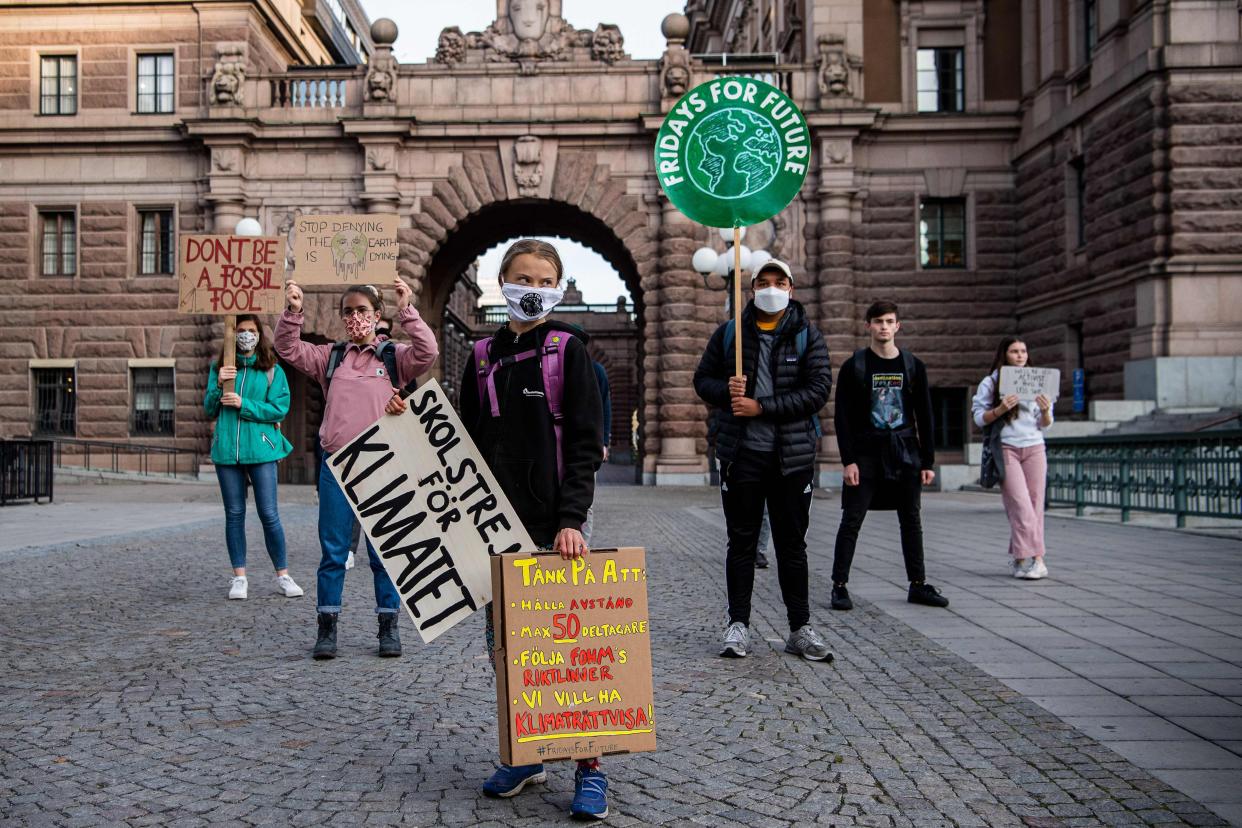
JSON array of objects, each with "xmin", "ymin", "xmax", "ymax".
[
  {"xmin": 274, "ymin": 574, "xmax": 304, "ymax": 597},
  {"xmin": 1027, "ymin": 558, "xmax": 1048, "ymax": 580},
  {"xmin": 720, "ymin": 621, "xmax": 749, "ymax": 658},
  {"xmin": 228, "ymin": 576, "xmax": 248, "ymax": 600},
  {"xmin": 1013, "ymin": 559, "xmax": 1034, "ymax": 579},
  {"xmin": 345, "ymin": 550, "xmax": 356, "ymax": 570}
]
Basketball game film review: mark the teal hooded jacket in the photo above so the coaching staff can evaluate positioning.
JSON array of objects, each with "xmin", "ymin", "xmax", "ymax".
[{"xmin": 204, "ymin": 354, "xmax": 293, "ymax": 465}]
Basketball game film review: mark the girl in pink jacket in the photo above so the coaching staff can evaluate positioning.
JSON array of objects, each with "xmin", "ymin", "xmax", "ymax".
[{"xmin": 276, "ymin": 277, "xmax": 438, "ymax": 660}]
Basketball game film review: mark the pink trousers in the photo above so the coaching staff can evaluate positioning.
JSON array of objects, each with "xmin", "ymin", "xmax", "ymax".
[{"xmin": 1000, "ymin": 444, "xmax": 1047, "ymax": 559}]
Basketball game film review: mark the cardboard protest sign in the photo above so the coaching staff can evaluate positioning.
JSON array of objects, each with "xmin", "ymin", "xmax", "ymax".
[
  {"xmin": 654, "ymin": 77, "xmax": 809, "ymax": 229},
  {"xmin": 177, "ymin": 235, "xmax": 284, "ymax": 315},
  {"xmin": 1000, "ymin": 366, "xmax": 1061, "ymax": 402},
  {"xmin": 290, "ymin": 213, "xmax": 398, "ymax": 284},
  {"xmin": 492, "ymin": 548, "xmax": 656, "ymax": 765},
  {"xmin": 328, "ymin": 379, "xmax": 534, "ymax": 643}
]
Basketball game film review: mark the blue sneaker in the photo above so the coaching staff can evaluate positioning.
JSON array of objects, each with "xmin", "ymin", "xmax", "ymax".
[
  {"xmin": 482, "ymin": 763, "xmax": 546, "ymax": 798},
  {"xmin": 570, "ymin": 766, "xmax": 609, "ymax": 820}
]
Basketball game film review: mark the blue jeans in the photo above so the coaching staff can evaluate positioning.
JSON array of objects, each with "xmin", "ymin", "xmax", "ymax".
[
  {"xmin": 317, "ymin": 453, "xmax": 400, "ymax": 615},
  {"xmin": 215, "ymin": 462, "xmax": 287, "ymax": 571}
]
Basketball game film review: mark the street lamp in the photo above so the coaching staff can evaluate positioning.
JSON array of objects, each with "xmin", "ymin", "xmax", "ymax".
[
  {"xmin": 692, "ymin": 227, "xmax": 771, "ymax": 309},
  {"xmin": 234, "ymin": 217, "xmax": 263, "ymax": 237}
]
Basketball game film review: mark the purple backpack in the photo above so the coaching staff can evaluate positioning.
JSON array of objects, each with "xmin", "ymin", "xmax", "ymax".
[{"xmin": 472, "ymin": 328, "xmax": 574, "ymax": 481}]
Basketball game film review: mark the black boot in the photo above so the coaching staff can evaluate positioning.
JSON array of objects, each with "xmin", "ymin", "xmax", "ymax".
[
  {"xmin": 313, "ymin": 612, "xmax": 338, "ymax": 660},
  {"xmin": 377, "ymin": 612, "xmax": 402, "ymax": 658}
]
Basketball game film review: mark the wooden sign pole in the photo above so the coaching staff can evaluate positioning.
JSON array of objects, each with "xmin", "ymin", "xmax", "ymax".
[
  {"xmin": 222, "ymin": 315, "xmax": 237, "ymax": 394},
  {"xmin": 733, "ymin": 226, "xmax": 743, "ymax": 377}
]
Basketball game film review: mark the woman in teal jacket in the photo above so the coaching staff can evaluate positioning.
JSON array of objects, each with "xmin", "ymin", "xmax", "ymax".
[{"xmin": 204, "ymin": 315, "xmax": 303, "ymax": 601}]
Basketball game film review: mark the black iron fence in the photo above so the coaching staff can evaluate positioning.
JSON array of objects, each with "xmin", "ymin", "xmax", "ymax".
[
  {"xmin": 53, "ymin": 438, "xmax": 200, "ymax": 479},
  {"xmin": 1045, "ymin": 430, "xmax": 1242, "ymax": 527},
  {"xmin": 0, "ymin": 439, "xmax": 54, "ymax": 505}
]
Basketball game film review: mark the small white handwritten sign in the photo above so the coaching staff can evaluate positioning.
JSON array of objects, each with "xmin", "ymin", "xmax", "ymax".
[{"xmin": 999, "ymin": 366, "xmax": 1061, "ymax": 402}]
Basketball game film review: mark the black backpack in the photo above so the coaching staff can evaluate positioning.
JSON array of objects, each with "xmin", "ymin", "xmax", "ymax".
[
  {"xmin": 323, "ymin": 339, "xmax": 419, "ymax": 399},
  {"xmin": 850, "ymin": 347, "xmax": 916, "ymax": 392}
]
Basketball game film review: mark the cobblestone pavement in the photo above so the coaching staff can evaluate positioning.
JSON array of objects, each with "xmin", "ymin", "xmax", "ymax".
[{"xmin": 0, "ymin": 484, "xmax": 1230, "ymax": 827}]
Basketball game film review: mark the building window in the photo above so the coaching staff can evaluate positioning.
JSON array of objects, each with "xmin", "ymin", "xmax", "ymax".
[
  {"xmin": 930, "ymin": 387, "xmax": 966, "ymax": 452},
  {"xmin": 138, "ymin": 209, "xmax": 174, "ymax": 275},
  {"xmin": 39, "ymin": 210, "xmax": 76, "ymax": 276},
  {"xmin": 39, "ymin": 55, "xmax": 77, "ymax": 115},
  {"xmin": 1071, "ymin": 157, "xmax": 1087, "ymax": 248},
  {"xmin": 33, "ymin": 367, "xmax": 75, "ymax": 436},
  {"xmin": 916, "ymin": 48, "xmax": 964, "ymax": 112},
  {"xmin": 131, "ymin": 367, "xmax": 175, "ymax": 436},
  {"xmin": 1084, "ymin": 0, "xmax": 1098, "ymax": 55},
  {"xmin": 919, "ymin": 198, "xmax": 966, "ymax": 268},
  {"xmin": 137, "ymin": 54, "xmax": 174, "ymax": 113}
]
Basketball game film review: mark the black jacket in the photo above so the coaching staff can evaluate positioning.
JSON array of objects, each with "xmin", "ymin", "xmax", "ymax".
[
  {"xmin": 459, "ymin": 321, "xmax": 603, "ymax": 546},
  {"xmin": 693, "ymin": 300, "xmax": 832, "ymax": 475},
  {"xmin": 834, "ymin": 347, "xmax": 935, "ymax": 473}
]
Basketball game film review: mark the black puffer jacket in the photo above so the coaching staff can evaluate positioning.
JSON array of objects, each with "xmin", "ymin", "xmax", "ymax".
[
  {"xmin": 694, "ymin": 300, "xmax": 832, "ymax": 475},
  {"xmin": 459, "ymin": 321, "xmax": 603, "ymax": 546}
]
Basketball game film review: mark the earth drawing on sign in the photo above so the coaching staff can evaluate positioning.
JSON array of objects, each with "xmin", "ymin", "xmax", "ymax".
[{"xmin": 686, "ymin": 108, "xmax": 781, "ymax": 200}]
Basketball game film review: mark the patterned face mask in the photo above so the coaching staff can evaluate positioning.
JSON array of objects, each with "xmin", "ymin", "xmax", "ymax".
[
  {"xmin": 235, "ymin": 331, "xmax": 259, "ymax": 352},
  {"xmin": 344, "ymin": 313, "xmax": 375, "ymax": 340},
  {"xmin": 501, "ymin": 283, "xmax": 565, "ymax": 323}
]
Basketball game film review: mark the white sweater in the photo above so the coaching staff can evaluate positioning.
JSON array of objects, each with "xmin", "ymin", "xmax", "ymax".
[{"xmin": 971, "ymin": 371, "xmax": 1053, "ymax": 448}]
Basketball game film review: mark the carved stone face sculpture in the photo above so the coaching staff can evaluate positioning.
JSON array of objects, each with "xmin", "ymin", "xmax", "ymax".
[
  {"xmin": 213, "ymin": 70, "xmax": 238, "ymax": 103},
  {"xmin": 509, "ymin": 0, "xmax": 547, "ymax": 40},
  {"xmin": 825, "ymin": 52, "xmax": 848, "ymax": 95},
  {"xmin": 665, "ymin": 64, "xmax": 689, "ymax": 96}
]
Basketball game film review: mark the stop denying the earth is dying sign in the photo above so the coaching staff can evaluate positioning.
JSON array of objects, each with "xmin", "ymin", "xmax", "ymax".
[{"xmin": 655, "ymin": 76, "xmax": 810, "ymax": 228}]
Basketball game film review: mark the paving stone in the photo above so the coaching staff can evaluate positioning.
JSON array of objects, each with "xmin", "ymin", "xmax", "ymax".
[{"xmin": 0, "ymin": 486, "xmax": 1230, "ymax": 826}]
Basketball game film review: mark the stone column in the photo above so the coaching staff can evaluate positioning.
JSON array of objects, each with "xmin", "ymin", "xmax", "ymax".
[
  {"xmin": 814, "ymin": 136, "xmax": 859, "ymax": 487},
  {"xmin": 653, "ymin": 196, "xmax": 709, "ymax": 485}
]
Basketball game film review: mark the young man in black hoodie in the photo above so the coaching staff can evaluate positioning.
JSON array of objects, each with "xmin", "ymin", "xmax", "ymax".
[
  {"xmin": 694, "ymin": 259, "xmax": 834, "ymax": 663},
  {"xmin": 830, "ymin": 300, "xmax": 949, "ymax": 610},
  {"xmin": 458, "ymin": 240, "xmax": 608, "ymax": 820}
]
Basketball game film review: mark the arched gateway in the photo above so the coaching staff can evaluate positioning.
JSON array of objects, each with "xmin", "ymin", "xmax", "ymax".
[{"xmin": 215, "ymin": 7, "xmax": 813, "ymax": 486}]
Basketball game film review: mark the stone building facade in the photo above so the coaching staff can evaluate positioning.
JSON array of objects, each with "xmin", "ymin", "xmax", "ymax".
[{"xmin": 2, "ymin": 0, "xmax": 1239, "ymax": 487}]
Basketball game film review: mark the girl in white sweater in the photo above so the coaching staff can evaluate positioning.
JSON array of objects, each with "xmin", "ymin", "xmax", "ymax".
[{"xmin": 972, "ymin": 338, "xmax": 1054, "ymax": 579}]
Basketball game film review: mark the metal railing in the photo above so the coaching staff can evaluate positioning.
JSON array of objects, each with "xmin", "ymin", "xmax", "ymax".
[
  {"xmin": 1045, "ymin": 431, "xmax": 1242, "ymax": 526},
  {"xmin": 53, "ymin": 438, "xmax": 200, "ymax": 480},
  {"xmin": 0, "ymin": 439, "xmax": 54, "ymax": 505},
  {"xmin": 476, "ymin": 303, "xmax": 635, "ymax": 326}
]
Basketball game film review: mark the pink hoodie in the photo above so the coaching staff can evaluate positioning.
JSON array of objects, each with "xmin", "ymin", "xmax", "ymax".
[{"xmin": 275, "ymin": 304, "xmax": 438, "ymax": 453}]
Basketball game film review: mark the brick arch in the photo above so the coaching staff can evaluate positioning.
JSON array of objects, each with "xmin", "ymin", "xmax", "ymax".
[
  {"xmin": 398, "ymin": 150, "xmax": 655, "ymax": 311},
  {"xmin": 402, "ymin": 149, "xmax": 658, "ymax": 471}
]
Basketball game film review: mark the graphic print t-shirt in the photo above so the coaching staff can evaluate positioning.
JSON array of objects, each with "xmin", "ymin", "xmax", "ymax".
[{"xmin": 867, "ymin": 351, "xmax": 906, "ymax": 430}]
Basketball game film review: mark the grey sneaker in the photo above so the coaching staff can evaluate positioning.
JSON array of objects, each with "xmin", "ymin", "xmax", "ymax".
[
  {"xmin": 719, "ymin": 621, "xmax": 749, "ymax": 658},
  {"xmin": 785, "ymin": 624, "xmax": 834, "ymax": 662}
]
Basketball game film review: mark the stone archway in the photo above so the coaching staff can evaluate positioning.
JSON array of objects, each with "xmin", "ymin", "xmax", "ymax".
[{"xmin": 397, "ymin": 157, "xmax": 653, "ymax": 472}]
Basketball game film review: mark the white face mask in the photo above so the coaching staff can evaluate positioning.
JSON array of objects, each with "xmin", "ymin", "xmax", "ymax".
[
  {"xmin": 236, "ymin": 330, "xmax": 259, "ymax": 352},
  {"xmin": 501, "ymin": 282, "xmax": 564, "ymax": 323},
  {"xmin": 754, "ymin": 286, "xmax": 791, "ymax": 314}
]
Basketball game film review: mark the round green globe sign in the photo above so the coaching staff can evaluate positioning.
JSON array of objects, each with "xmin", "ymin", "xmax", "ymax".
[{"xmin": 655, "ymin": 76, "xmax": 810, "ymax": 228}]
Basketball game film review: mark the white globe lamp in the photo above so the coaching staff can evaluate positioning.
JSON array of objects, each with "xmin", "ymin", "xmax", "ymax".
[
  {"xmin": 718, "ymin": 226, "xmax": 746, "ymax": 243},
  {"xmin": 234, "ymin": 217, "xmax": 263, "ymax": 237},
  {"xmin": 692, "ymin": 246, "xmax": 718, "ymax": 274},
  {"xmin": 750, "ymin": 250, "xmax": 772, "ymax": 272}
]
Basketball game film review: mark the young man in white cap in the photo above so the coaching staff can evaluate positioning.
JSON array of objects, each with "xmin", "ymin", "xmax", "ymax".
[{"xmin": 693, "ymin": 259, "xmax": 834, "ymax": 662}]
